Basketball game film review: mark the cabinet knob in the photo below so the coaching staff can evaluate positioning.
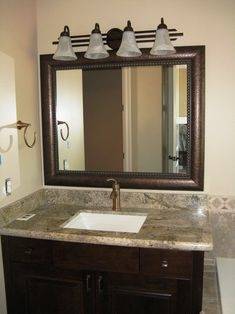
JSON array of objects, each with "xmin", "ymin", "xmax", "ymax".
[
  {"xmin": 168, "ymin": 155, "xmax": 179, "ymax": 161},
  {"xmin": 161, "ymin": 260, "xmax": 168, "ymax": 268}
]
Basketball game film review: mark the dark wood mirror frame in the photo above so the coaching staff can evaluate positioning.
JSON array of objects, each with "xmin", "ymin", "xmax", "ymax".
[{"xmin": 40, "ymin": 45, "xmax": 205, "ymax": 190}]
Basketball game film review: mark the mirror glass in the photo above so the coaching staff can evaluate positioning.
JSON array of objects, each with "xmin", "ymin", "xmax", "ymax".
[{"xmin": 56, "ymin": 65, "xmax": 188, "ymax": 174}]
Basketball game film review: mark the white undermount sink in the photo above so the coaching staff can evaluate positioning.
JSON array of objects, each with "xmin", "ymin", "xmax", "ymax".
[{"xmin": 63, "ymin": 212, "xmax": 147, "ymax": 233}]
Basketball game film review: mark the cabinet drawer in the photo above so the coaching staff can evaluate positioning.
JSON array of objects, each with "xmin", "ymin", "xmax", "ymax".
[
  {"xmin": 140, "ymin": 249, "xmax": 193, "ymax": 279},
  {"xmin": 53, "ymin": 242, "xmax": 139, "ymax": 273},
  {"xmin": 8, "ymin": 237, "xmax": 52, "ymax": 265}
]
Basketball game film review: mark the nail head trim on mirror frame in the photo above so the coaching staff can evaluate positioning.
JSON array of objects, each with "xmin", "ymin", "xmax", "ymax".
[{"xmin": 40, "ymin": 46, "xmax": 205, "ymax": 191}]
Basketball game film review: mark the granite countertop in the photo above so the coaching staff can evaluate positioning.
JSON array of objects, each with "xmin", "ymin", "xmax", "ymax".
[{"xmin": 0, "ymin": 204, "xmax": 213, "ymax": 251}]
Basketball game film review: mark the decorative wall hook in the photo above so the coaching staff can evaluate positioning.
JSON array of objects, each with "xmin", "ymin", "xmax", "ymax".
[
  {"xmin": 57, "ymin": 120, "xmax": 70, "ymax": 141},
  {"xmin": 16, "ymin": 120, "xmax": 36, "ymax": 148}
]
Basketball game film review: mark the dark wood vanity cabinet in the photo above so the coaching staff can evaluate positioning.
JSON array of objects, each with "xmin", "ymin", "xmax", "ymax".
[
  {"xmin": 102, "ymin": 272, "xmax": 179, "ymax": 314},
  {"xmin": 9, "ymin": 264, "xmax": 90, "ymax": 314},
  {"xmin": 1, "ymin": 237, "xmax": 204, "ymax": 314}
]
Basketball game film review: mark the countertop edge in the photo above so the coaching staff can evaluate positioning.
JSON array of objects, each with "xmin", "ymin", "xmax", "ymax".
[{"xmin": 0, "ymin": 228, "xmax": 213, "ymax": 252}]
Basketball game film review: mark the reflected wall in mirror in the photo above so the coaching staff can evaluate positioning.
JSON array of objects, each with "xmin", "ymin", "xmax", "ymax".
[{"xmin": 56, "ymin": 65, "xmax": 188, "ymax": 174}]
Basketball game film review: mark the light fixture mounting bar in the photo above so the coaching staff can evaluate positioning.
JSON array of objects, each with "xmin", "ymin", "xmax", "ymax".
[{"xmin": 52, "ymin": 26, "xmax": 183, "ymax": 49}]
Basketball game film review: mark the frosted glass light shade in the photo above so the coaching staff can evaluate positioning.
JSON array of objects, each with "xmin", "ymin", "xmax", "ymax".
[
  {"xmin": 53, "ymin": 35, "xmax": 77, "ymax": 61},
  {"xmin": 84, "ymin": 33, "xmax": 109, "ymax": 59},
  {"xmin": 117, "ymin": 31, "xmax": 142, "ymax": 57},
  {"xmin": 150, "ymin": 28, "xmax": 176, "ymax": 56}
]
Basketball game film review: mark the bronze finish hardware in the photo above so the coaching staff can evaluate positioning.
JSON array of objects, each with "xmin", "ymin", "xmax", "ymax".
[
  {"xmin": 107, "ymin": 178, "xmax": 121, "ymax": 211},
  {"xmin": 86, "ymin": 274, "xmax": 92, "ymax": 293},
  {"xmin": 52, "ymin": 18, "xmax": 183, "ymax": 49},
  {"xmin": 97, "ymin": 275, "xmax": 104, "ymax": 295},
  {"xmin": 57, "ymin": 120, "xmax": 70, "ymax": 141},
  {"xmin": 16, "ymin": 120, "xmax": 36, "ymax": 148},
  {"xmin": 161, "ymin": 260, "xmax": 168, "ymax": 268},
  {"xmin": 0, "ymin": 121, "xmax": 36, "ymax": 152},
  {"xmin": 168, "ymin": 155, "xmax": 180, "ymax": 161}
]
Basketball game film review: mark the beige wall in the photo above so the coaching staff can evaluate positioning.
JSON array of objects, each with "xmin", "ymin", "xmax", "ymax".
[
  {"xmin": 36, "ymin": 0, "xmax": 235, "ymax": 196},
  {"xmin": 0, "ymin": 1, "xmax": 43, "ymax": 312},
  {"xmin": 0, "ymin": 0, "xmax": 42, "ymax": 208},
  {"xmin": 57, "ymin": 69, "xmax": 85, "ymax": 171},
  {"xmin": 0, "ymin": 52, "xmax": 21, "ymax": 201},
  {"xmin": 179, "ymin": 68, "xmax": 187, "ymax": 117}
]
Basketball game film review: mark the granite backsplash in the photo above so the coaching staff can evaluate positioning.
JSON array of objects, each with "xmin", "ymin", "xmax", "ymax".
[{"xmin": 44, "ymin": 188, "xmax": 208, "ymax": 210}]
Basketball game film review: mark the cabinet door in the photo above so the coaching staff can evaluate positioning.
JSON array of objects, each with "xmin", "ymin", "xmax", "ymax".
[
  {"xmin": 10, "ymin": 264, "xmax": 93, "ymax": 314},
  {"xmin": 103, "ymin": 273, "xmax": 178, "ymax": 314}
]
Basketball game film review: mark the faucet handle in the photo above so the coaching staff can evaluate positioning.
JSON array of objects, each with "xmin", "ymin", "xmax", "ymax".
[{"xmin": 106, "ymin": 178, "xmax": 118, "ymax": 187}]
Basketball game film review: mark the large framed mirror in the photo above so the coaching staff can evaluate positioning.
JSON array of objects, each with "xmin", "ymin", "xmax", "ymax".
[{"xmin": 40, "ymin": 46, "xmax": 205, "ymax": 190}]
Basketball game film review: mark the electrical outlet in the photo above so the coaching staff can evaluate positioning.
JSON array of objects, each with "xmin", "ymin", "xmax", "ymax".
[
  {"xmin": 17, "ymin": 213, "xmax": 36, "ymax": 221},
  {"xmin": 5, "ymin": 178, "xmax": 12, "ymax": 196},
  {"xmin": 63, "ymin": 159, "xmax": 69, "ymax": 170}
]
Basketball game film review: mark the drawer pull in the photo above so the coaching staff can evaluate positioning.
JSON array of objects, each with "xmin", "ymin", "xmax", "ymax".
[
  {"xmin": 98, "ymin": 276, "xmax": 104, "ymax": 295},
  {"xmin": 24, "ymin": 248, "xmax": 33, "ymax": 255},
  {"xmin": 161, "ymin": 260, "xmax": 168, "ymax": 268},
  {"xmin": 86, "ymin": 274, "xmax": 91, "ymax": 293}
]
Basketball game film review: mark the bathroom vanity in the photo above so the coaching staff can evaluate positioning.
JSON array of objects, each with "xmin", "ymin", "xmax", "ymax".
[
  {"xmin": 2, "ymin": 237, "xmax": 204, "ymax": 314},
  {"xmin": 0, "ymin": 204, "xmax": 212, "ymax": 314}
]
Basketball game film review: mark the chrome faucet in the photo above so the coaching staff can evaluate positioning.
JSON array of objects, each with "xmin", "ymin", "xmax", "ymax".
[{"xmin": 107, "ymin": 178, "xmax": 121, "ymax": 211}]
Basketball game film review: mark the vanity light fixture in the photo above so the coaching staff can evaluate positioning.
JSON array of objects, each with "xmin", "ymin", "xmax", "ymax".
[
  {"xmin": 84, "ymin": 23, "xmax": 109, "ymax": 59},
  {"xmin": 116, "ymin": 21, "xmax": 142, "ymax": 57},
  {"xmin": 150, "ymin": 18, "xmax": 176, "ymax": 55},
  {"xmin": 52, "ymin": 19, "xmax": 183, "ymax": 59},
  {"xmin": 53, "ymin": 26, "xmax": 77, "ymax": 61}
]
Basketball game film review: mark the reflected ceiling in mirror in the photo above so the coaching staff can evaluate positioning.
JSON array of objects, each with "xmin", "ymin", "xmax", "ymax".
[{"xmin": 56, "ymin": 65, "xmax": 188, "ymax": 174}]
